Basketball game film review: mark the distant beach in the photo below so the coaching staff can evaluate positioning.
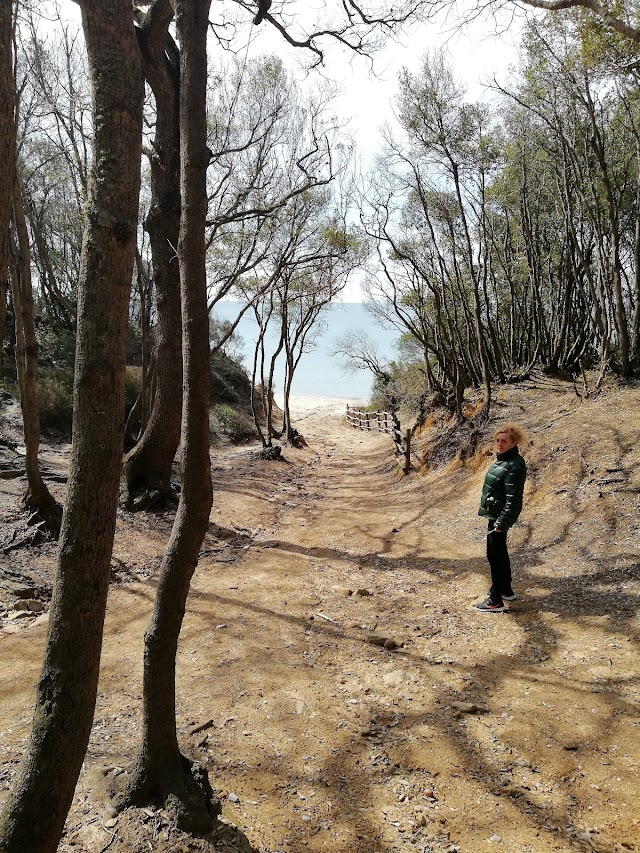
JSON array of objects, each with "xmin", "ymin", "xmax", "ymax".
[
  {"xmin": 285, "ymin": 394, "xmax": 365, "ymax": 421},
  {"xmin": 213, "ymin": 301, "xmax": 400, "ymax": 401}
]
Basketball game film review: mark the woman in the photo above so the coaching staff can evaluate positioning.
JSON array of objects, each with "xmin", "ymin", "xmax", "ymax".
[{"xmin": 476, "ymin": 423, "xmax": 527, "ymax": 613}]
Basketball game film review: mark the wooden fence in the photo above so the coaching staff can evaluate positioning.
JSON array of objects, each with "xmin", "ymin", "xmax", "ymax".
[{"xmin": 345, "ymin": 406, "xmax": 411, "ymax": 474}]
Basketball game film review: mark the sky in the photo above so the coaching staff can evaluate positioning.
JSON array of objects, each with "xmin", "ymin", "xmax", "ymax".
[
  {"xmin": 54, "ymin": 1, "xmax": 522, "ymax": 160},
  {"xmin": 237, "ymin": 3, "xmax": 523, "ymax": 299},
  {"xmin": 242, "ymin": 3, "xmax": 522, "ymax": 160},
  {"xmin": 52, "ymin": 1, "xmax": 523, "ymax": 301}
]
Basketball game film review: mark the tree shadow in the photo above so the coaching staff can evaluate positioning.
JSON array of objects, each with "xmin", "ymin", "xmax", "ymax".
[{"xmin": 179, "ymin": 506, "xmax": 640, "ymax": 851}]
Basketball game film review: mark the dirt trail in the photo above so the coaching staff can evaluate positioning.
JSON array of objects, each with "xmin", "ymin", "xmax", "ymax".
[{"xmin": 1, "ymin": 384, "xmax": 639, "ymax": 853}]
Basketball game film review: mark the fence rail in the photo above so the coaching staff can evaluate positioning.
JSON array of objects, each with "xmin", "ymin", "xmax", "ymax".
[{"xmin": 345, "ymin": 406, "xmax": 411, "ymax": 474}]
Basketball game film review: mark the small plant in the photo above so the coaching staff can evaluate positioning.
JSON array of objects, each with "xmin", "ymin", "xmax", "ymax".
[
  {"xmin": 124, "ymin": 366, "xmax": 143, "ymax": 411},
  {"xmin": 36, "ymin": 372, "xmax": 75, "ymax": 437},
  {"xmin": 210, "ymin": 350, "xmax": 252, "ymax": 406},
  {"xmin": 212, "ymin": 403, "xmax": 256, "ymax": 443}
]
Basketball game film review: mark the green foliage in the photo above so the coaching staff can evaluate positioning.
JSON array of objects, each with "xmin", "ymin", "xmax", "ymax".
[
  {"xmin": 209, "ymin": 316, "xmax": 245, "ymax": 365},
  {"xmin": 36, "ymin": 371, "xmax": 74, "ymax": 437},
  {"xmin": 209, "ymin": 340, "xmax": 256, "ymax": 442},
  {"xmin": 33, "ymin": 365, "xmax": 143, "ymax": 438},
  {"xmin": 369, "ymin": 357, "xmax": 427, "ymax": 413},
  {"xmin": 124, "ymin": 366, "xmax": 143, "ymax": 412},
  {"xmin": 212, "ymin": 403, "xmax": 257, "ymax": 443},
  {"xmin": 210, "ymin": 350, "xmax": 252, "ymax": 406},
  {"xmin": 36, "ymin": 322, "xmax": 76, "ymax": 374},
  {"xmin": 574, "ymin": 5, "xmax": 640, "ymax": 69},
  {"xmin": 369, "ymin": 373, "xmax": 398, "ymax": 411}
]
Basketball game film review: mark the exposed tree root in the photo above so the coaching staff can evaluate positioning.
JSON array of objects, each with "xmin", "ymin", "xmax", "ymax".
[
  {"xmin": 1, "ymin": 512, "xmax": 60, "ymax": 554},
  {"xmin": 289, "ymin": 428, "xmax": 308, "ymax": 448},
  {"xmin": 110, "ymin": 753, "xmax": 221, "ymax": 836},
  {"xmin": 24, "ymin": 495, "xmax": 63, "ymax": 538},
  {"xmin": 124, "ymin": 484, "xmax": 180, "ymax": 513},
  {"xmin": 253, "ymin": 445, "xmax": 282, "ymax": 461}
]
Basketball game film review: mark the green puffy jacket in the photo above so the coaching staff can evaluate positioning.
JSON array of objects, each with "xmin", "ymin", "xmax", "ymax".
[{"xmin": 478, "ymin": 446, "xmax": 526, "ymax": 530}]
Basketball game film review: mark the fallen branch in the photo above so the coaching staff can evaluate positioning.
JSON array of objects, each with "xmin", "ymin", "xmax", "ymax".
[
  {"xmin": 190, "ymin": 719, "xmax": 215, "ymax": 736},
  {"xmin": 98, "ymin": 829, "xmax": 117, "ymax": 853},
  {"xmin": 314, "ymin": 611, "xmax": 337, "ymax": 624}
]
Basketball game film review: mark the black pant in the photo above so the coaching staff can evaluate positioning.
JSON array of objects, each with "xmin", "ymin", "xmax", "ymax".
[{"xmin": 487, "ymin": 519, "xmax": 512, "ymax": 603}]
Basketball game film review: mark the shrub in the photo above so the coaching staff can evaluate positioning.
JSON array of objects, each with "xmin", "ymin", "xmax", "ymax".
[
  {"xmin": 35, "ymin": 366, "xmax": 144, "ymax": 439},
  {"xmin": 124, "ymin": 366, "xmax": 143, "ymax": 412},
  {"xmin": 212, "ymin": 403, "xmax": 257, "ymax": 443},
  {"xmin": 210, "ymin": 350, "xmax": 252, "ymax": 406},
  {"xmin": 36, "ymin": 371, "xmax": 74, "ymax": 437},
  {"xmin": 36, "ymin": 323, "xmax": 76, "ymax": 374}
]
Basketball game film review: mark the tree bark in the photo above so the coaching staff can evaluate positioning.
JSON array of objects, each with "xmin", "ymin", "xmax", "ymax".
[
  {"xmin": 582, "ymin": 81, "xmax": 630, "ymax": 375},
  {"xmin": 10, "ymin": 179, "xmax": 61, "ymax": 530},
  {"xmin": 0, "ymin": 2, "xmax": 143, "ymax": 850},
  {"xmin": 24, "ymin": 192, "xmax": 75, "ymax": 326},
  {"xmin": 0, "ymin": 0, "xmax": 15, "ymax": 376},
  {"xmin": 118, "ymin": 0, "xmax": 219, "ymax": 830},
  {"xmin": 633, "ymin": 140, "xmax": 640, "ymax": 364},
  {"xmin": 122, "ymin": 0, "xmax": 183, "ymax": 504},
  {"xmin": 450, "ymin": 160, "xmax": 492, "ymax": 412}
]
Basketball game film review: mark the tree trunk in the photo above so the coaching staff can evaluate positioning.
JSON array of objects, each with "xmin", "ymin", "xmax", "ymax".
[
  {"xmin": 0, "ymin": 0, "xmax": 15, "ymax": 377},
  {"xmin": 549, "ymin": 248, "xmax": 573, "ymax": 372},
  {"xmin": 266, "ymin": 316, "xmax": 286, "ymax": 442},
  {"xmin": 583, "ymin": 83, "xmax": 630, "ymax": 375},
  {"xmin": 250, "ymin": 325, "xmax": 267, "ymax": 447},
  {"xmin": 10, "ymin": 179, "xmax": 61, "ymax": 530},
  {"xmin": 0, "ymin": 3, "xmax": 143, "ymax": 850},
  {"xmin": 136, "ymin": 252, "xmax": 152, "ymax": 435},
  {"xmin": 283, "ymin": 351, "xmax": 295, "ymax": 441},
  {"xmin": 633, "ymin": 139, "xmax": 640, "ymax": 364},
  {"xmin": 122, "ymin": 0, "xmax": 183, "ymax": 505},
  {"xmin": 118, "ymin": 0, "xmax": 219, "ymax": 831},
  {"xmin": 24, "ymin": 193, "xmax": 75, "ymax": 325},
  {"xmin": 0, "ymin": 269, "xmax": 6, "ymax": 376}
]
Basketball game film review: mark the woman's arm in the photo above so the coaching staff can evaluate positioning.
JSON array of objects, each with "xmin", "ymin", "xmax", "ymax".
[{"xmin": 495, "ymin": 462, "xmax": 526, "ymax": 530}]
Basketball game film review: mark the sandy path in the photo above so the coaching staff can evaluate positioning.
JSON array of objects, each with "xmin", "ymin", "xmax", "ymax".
[{"xmin": 1, "ymin": 385, "xmax": 640, "ymax": 853}]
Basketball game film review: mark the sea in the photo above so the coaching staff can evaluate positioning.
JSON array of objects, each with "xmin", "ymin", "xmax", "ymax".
[{"xmin": 212, "ymin": 301, "xmax": 400, "ymax": 404}]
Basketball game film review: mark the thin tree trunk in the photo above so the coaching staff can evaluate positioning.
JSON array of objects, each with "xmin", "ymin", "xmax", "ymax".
[
  {"xmin": 583, "ymin": 82, "xmax": 630, "ymax": 375},
  {"xmin": 250, "ymin": 331, "xmax": 267, "ymax": 447},
  {"xmin": 0, "ymin": 2, "xmax": 143, "ymax": 850},
  {"xmin": 0, "ymin": 0, "xmax": 15, "ymax": 377},
  {"xmin": 119, "ymin": 0, "xmax": 219, "ymax": 830},
  {"xmin": 283, "ymin": 352, "xmax": 295, "ymax": 441},
  {"xmin": 450, "ymin": 161, "xmax": 491, "ymax": 411},
  {"xmin": 136, "ymin": 252, "xmax": 152, "ymax": 434},
  {"xmin": 10, "ymin": 179, "xmax": 61, "ymax": 529},
  {"xmin": 122, "ymin": 0, "xmax": 183, "ymax": 504},
  {"xmin": 24, "ymin": 193, "xmax": 75, "ymax": 324},
  {"xmin": 11, "ymin": 181, "xmax": 62, "ymax": 524},
  {"xmin": 249, "ymin": 304, "xmax": 269, "ymax": 448},
  {"xmin": 266, "ymin": 314, "xmax": 286, "ymax": 441},
  {"xmin": 549, "ymin": 248, "xmax": 573, "ymax": 372},
  {"xmin": 632, "ymin": 140, "xmax": 640, "ymax": 363}
]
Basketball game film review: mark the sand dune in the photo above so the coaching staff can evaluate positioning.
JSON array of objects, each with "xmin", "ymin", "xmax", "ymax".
[{"xmin": 284, "ymin": 394, "xmax": 367, "ymax": 421}]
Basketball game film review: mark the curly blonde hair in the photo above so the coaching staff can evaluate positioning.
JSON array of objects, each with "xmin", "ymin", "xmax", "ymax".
[{"xmin": 493, "ymin": 422, "xmax": 528, "ymax": 447}]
